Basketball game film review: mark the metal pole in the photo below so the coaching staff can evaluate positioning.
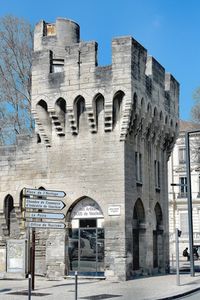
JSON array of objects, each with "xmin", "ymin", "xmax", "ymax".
[
  {"xmin": 31, "ymin": 228, "xmax": 35, "ymax": 290},
  {"xmin": 185, "ymin": 131, "xmax": 195, "ymax": 276},
  {"xmin": 75, "ymin": 271, "xmax": 78, "ymax": 300},
  {"xmin": 28, "ymin": 273, "xmax": 32, "ymax": 300},
  {"xmin": 175, "ymin": 228, "xmax": 180, "ymax": 286},
  {"xmin": 27, "ymin": 226, "xmax": 31, "ymax": 275}
]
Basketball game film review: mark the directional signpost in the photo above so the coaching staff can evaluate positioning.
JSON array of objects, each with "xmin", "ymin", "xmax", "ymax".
[
  {"xmin": 25, "ymin": 212, "xmax": 65, "ymax": 220},
  {"xmin": 26, "ymin": 222, "xmax": 66, "ymax": 229},
  {"xmin": 25, "ymin": 198, "xmax": 65, "ymax": 210},
  {"xmin": 23, "ymin": 187, "xmax": 66, "ymax": 292},
  {"xmin": 24, "ymin": 188, "xmax": 66, "ymax": 198}
]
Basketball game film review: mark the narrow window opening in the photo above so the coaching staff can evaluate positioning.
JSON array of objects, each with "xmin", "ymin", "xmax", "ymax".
[
  {"xmin": 51, "ymin": 59, "xmax": 64, "ymax": 73},
  {"xmin": 135, "ymin": 152, "xmax": 142, "ymax": 184},
  {"xmin": 154, "ymin": 160, "xmax": 160, "ymax": 189}
]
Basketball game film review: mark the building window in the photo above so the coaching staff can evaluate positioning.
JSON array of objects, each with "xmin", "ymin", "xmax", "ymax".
[
  {"xmin": 154, "ymin": 160, "xmax": 160, "ymax": 189},
  {"xmin": 194, "ymin": 150, "xmax": 200, "ymax": 164},
  {"xmin": 135, "ymin": 152, "xmax": 142, "ymax": 184},
  {"xmin": 178, "ymin": 148, "xmax": 186, "ymax": 164},
  {"xmin": 46, "ymin": 24, "xmax": 56, "ymax": 36},
  {"xmin": 198, "ymin": 175, "xmax": 200, "ymax": 198},
  {"xmin": 178, "ymin": 177, "xmax": 187, "ymax": 198},
  {"xmin": 50, "ymin": 58, "xmax": 64, "ymax": 73},
  {"xmin": 180, "ymin": 212, "xmax": 188, "ymax": 234}
]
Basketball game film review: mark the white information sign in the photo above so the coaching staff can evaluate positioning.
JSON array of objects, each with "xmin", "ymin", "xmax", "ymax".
[
  {"xmin": 71, "ymin": 198, "xmax": 103, "ymax": 219},
  {"xmin": 24, "ymin": 188, "xmax": 66, "ymax": 198},
  {"xmin": 25, "ymin": 212, "xmax": 65, "ymax": 220},
  {"xmin": 108, "ymin": 205, "xmax": 121, "ymax": 216},
  {"xmin": 26, "ymin": 221, "xmax": 66, "ymax": 229},
  {"xmin": 7, "ymin": 239, "xmax": 26, "ymax": 273},
  {"xmin": 25, "ymin": 198, "xmax": 65, "ymax": 210}
]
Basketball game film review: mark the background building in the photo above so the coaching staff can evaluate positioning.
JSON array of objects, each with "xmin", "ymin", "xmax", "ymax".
[
  {"xmin": 168, "ymin": 120, "xmax": 200, "ymax": 264},
  {"xmin": 0, "ymin": 18, "xmax": 179, "ymax": 280}
]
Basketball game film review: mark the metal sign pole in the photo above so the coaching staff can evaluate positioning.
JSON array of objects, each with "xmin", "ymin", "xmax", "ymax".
[
  {"xmin": 175, "ymin": 228, "xmax": 180, "ymax": 286},
  {"xmin": 185, "ymin": 132, "xmax": 195, "ymax": 276},
  {"xmin": 28, "ymin": 273, "xmax": 32, "ymax": 300},
  {"xmin": 27, "ymin": 226, "xmax": 31, "ymax": 275},
  {"xmin": 75, "ymin": 271, "xmax": 78, "ymax": 300},
  {"xmin": 31, "ymin": 228, "xmax": 35, "ymax": 290}
]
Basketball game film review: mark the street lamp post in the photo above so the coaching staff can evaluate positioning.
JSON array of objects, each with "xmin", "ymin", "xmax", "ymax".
[{"xmin": 185, "ymin": 131, "xmax": 195, "ymax": 277}]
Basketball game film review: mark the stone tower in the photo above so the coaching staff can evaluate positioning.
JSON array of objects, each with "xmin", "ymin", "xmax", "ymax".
[{"xmin": 0, "ymin": 18, "xmax": 179, "ymax": 280}]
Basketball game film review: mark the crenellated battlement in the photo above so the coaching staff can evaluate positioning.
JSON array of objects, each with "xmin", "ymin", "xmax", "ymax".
[{"xmin": 32, "ymin": 18, "xmax": 179, "ymax": 148}]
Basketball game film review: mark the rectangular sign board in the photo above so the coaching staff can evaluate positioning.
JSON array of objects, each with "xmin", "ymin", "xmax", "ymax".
[
  {"xmin": 25, "ymin": 212, "xmax": 65, "ymax": 220},
  {"xmin": 6, "ymin": 239, "xmax": 27, "ymax": 274},
  {"xmin": 108, "ymin": 205, "xmax": 121, "ymax": 216},
  {"xmin": 24, "ymin": 188, "xmax": 66, "ymax": 198},
  {"xmin": 25, "ymin": 199, "xmax": 65, "ymax": 210},
  {"xmin": 26, "ymin": 221, "xmax": 66, "ymax": 229}
]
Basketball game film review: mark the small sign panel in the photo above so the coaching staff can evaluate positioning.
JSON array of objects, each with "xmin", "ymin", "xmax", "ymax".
[
  {"xmin": 26, "ymin": 221, "xmax": 66, "ymax": 229},
  {"xmin": 25, "ymin": 212, "xmax": 65, "ymax": 220},
  {"xmin": 24, "ymin": 188, "xmax": 66, "ymax": 198},
  {"xmin": 25, "ymin": 199, "xmax": 65, "ymax": 210},
  {"xmin": 108, "ymin": 205, "xmax": 121, "ymax": 216}
]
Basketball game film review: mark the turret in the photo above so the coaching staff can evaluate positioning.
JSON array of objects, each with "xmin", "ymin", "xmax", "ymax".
[{"xmin": 34, "ymin": 18, "xmax": 80, "ymax": 51}]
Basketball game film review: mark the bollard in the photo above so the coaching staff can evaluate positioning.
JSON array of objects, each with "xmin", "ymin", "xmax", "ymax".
[
  {"xmin": 75, "ymin": 271, "xmax": 78, "ymax": 300},
  {"xmin": 28, "ymin": 273, "xmax": 32, "ymax": 300}
]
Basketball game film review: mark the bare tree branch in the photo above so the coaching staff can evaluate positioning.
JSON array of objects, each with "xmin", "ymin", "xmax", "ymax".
[{"xmin": 0, "ymin": 15, "xmax": 33, "ymax": 145}]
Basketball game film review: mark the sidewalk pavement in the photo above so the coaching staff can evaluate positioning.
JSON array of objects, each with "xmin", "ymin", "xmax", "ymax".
[{"xmin": 1, "ymin": 272, "xmax": 200, "ymax": 300}]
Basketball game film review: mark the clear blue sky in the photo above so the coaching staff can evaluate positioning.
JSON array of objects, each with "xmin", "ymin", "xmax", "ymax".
[{"xmin": 1, "ymin": 0, "xmax": 199, "ymax": 121}]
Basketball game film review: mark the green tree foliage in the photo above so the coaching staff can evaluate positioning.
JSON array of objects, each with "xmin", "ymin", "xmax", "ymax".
[{"xmin": 0, "ymin": 15, "xmax": 33, "ymax": 144}]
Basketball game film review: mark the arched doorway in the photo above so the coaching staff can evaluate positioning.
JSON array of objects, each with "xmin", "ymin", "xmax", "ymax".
[
  {"xmin": 153, "ymin": 202, "xmax": 163, "ymax": 268},
  {"xmin": 68, "ymin": 197, "xmax": 104, "ymax": 276},
  {"xmin": 133, "ymin": 198, "xmax": 145, "ymax": 271}
]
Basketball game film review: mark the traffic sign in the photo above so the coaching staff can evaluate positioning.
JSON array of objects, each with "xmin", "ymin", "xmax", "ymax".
[
  {"xmin": 24, "ymin": 188, "xmax": 66, "ymax": 198},
  {"xmin": 25, "ymin": 212, "xmax": 65, "ymax": 220},
  {"xmin": 25, "ymin": 199, "xmax": 65, "ymax": 210},
  {"xmin": 26, "ymin": 221, "xmax": 66, "ymax": 229}
]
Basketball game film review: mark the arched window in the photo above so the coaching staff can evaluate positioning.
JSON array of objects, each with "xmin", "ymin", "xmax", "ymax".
[
  {"xmin": 133, "ymin": 93, "xmax": 137, "ymax": 111},
  {"xmin": 113, "ymin": 91, "xmax": 124, "ymax": 128},
  {"xmin": 36, "ymin": 99, "xmax": 52, "ymax": 137},
  {"xmin": 37, "ymin": 100, "xmax": 48, "ymax": 111},
  {"xmin": 133, "ymin": 198, "xmax": 145, "ymax": 225},
  {"xmin": 94, "ymin": 94, "xmax": 104, "ymax": 131},
  {"xmin": 55, "ymin": 98, "xmax": 66, "ymax": 114},
  {"xmin": 147, "ymin": 103, "xmax": 152, "ymax": 116},
  {"xmin": 77, "ymin": 97, "xmax": 85, "ymax": 116},
  {"xmin": 154, "ymin": 202, "xmax": 163, "ymax": 228},
  {"xmin": 75, "ymin": 96, "xmax": 86, "ymax": 129},
  {"xmin": 54, "ymin": 98, "xmax": 66, "ymax": 134},
  {"xmin": 4, "ymin": 194, "xmax": 14, "ymax": 234}
]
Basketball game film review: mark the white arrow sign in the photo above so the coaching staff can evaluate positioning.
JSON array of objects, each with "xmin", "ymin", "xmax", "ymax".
[
  {"xmin": 24, "ymin": 188, "xmax": 66, "ymax": 198},
  {"xmin": 25, "ymin": 199, "xmax": 65, "ymax": 210},
  {"xmin": 26, "ymin": 221, "xmax": 66, "ymax": 229},
  {"xmin": 25, "ymin": 212, "xmax": 65, "ymax": 220}
]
